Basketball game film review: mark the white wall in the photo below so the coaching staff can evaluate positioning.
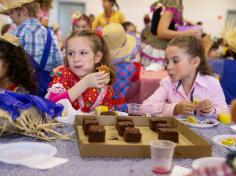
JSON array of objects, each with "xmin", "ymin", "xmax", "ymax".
[
  {"xmin": 50, "ymin": 0, "xmax": 236, "ymax": 37},
  {"xmin": 1, "ymin": 0, "xmax": 235, "ymax": 37}
]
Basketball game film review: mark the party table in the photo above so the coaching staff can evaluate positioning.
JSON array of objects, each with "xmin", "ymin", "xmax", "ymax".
[{"xmin": 0, "ymin": 122, "xmax": 232, "ymax": 176}]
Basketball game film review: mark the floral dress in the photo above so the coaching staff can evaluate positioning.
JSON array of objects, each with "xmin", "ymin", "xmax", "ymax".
[{"xmin": 47, "ymin": 66, "xmax": 114, "ymax": 112}]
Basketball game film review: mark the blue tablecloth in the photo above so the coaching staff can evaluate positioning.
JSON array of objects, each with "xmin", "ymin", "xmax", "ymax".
[{"xmin": 0, "ymin": 123, "xmax": 233, "ymax": 176}]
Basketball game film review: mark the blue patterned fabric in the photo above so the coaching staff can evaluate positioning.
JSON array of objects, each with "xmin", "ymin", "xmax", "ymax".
[
  {"xmin": 0, "ymin": 91, "xmax": 63, "ymax": 120},
  {"xmin": 220, "ymin": 60, "xmax": 236, "ymax": 104},
  {"xmin": 113, "ymin": 62, "xmax": 140, "ymax": 111},
  {"xmin": 12, "ymin": 18, "xmax": 63, "ymax": 73}
]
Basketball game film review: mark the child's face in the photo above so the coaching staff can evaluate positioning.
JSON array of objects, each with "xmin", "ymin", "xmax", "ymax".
[
  {"xmin": 67, "ymin": 37, "xmax": 102, "ymax": 79},
  {"xmin": 8, "ymin": 9, "xmax": 22, "ymax": 26},
  {"xmin": 165, "ymin": 46, "xmax": 200, "ymax": 82},
  {"xmin": 0, "ymin": 59, "xmax": 7, "ymax": 82},
  {"xmin": 74, "ymin": 19, "xmax": 90, "ymax": 32},
  {"xmin": 126, "ymin": 25, "xmax": 136, "ymax": 33}
]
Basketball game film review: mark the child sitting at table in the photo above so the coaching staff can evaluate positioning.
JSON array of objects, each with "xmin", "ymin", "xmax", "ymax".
[
  {"xmin": 46, "ymin": 30, "xmax": 115, "ymax": 112},
  {"xmin": 0, "ymin": 33, "xmax": 36, "ymax": 94},
  {"xmin": 143, "ymin": 35, "xmax": 228, "ymax": 117}
]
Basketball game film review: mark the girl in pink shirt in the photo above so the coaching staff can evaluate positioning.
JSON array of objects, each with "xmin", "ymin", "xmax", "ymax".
[{"xmin": 143, "ymin": 35, "xmax": 228, "ymax": 117}]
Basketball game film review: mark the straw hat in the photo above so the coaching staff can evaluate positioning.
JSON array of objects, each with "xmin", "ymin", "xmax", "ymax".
[
  {"xmin": 0, "ymin": 32, "xmax": 20, "ymax": 46},
  {"xmin": 222, "ymin": 22, "xmax": 236, "ymax": 53},
  {"xmin": 0, "ymin": 0, "xmax": 34, "ymax": 14},
  {"xmin": 102, "ymin": 23, "xmax": 137, "ymax": 60}
]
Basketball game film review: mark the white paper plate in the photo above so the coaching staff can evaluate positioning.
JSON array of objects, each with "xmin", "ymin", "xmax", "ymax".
[
  {"xmin": 212, "ymin": 135, "xmax": 236, "ymax": 151},
  {"xmin": 177, "ymin": 115, "xmax": 219, "ymax": 128},
  {"xmin": 192, "ymin": 157, "xmax": 225, "ymax": 170},
  {"xmin": 0, "ymin": 142, "xmax": 57, "ymax": 165}
]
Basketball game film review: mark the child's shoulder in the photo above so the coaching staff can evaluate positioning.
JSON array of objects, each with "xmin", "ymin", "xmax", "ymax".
[{"xmin": 199, "ymin": 74, "xmax": 220, "ymax": 88}]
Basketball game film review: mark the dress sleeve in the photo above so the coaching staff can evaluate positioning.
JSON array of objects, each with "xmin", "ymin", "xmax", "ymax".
[{"xmin": 119, "ymin": 11, "xmax": 126, "ymax": 23}]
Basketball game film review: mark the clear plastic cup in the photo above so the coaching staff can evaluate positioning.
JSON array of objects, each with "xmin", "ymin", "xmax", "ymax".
[
  {"xmin": 127, "ymin": 103, "xmax": 153, "ymax": 116},
  {"xmin": 219, "ymin": 105, "xmax": 232, "ymax": 125},
  {"xmin": 150, "ymin": 140, "xmax": 176, "ymax": 174}
]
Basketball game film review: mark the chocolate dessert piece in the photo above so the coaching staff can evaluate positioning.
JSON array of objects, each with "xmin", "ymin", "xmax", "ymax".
[
  {"xmin": 117, "ymin": 121, "xmax": 134, "ymax": 136},
  {"xmin": 88, "ymin": 125, "xmax": 106, "ymax": 142},
  {"xmin": 158, "ymin": 128, "xmax": 179, "ymax": 143},
  {"xmin": 156, "ymin": 124, "xmax": 174, "ymax": 134},
  {"xmin": 83, "ymin": 116, "xmax": 97, "ymax": 130},
  {"xmin": 100, "ymin": 111, "xmax": 116, "ymax": 115},
  {"xmin": 115, "ymin": 117, "xmax": 133, "ymax": 129},
  {"xmin": 83, "ymin": 119, "xmax": 99, "ymax": 135},
  {"xmin": 123, "ymin": 127, "xmax": 142, "ymax": 142},
  {"xmin": 149, "ymin": 117, "xmax": 167, "ymax": 131}
]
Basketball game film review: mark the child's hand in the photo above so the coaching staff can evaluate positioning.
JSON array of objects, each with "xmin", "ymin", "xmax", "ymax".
[
  {"xmin": 174, "ymin": 101, "xmax": 196, "ymax": 115},
  {"xmin": 197, "ymin": 99, "xmax": 213, "ymax": 113},
  {"xmin": 186, "ymin": 29, "xmax": 202, "ymax": 39},
  {"xmin": 82, "ymin": 71, "xmax": 109, "ymax": 89}
]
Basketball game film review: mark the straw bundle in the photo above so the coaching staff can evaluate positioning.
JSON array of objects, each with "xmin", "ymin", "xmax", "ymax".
[
  {"xmin": 222, "ymin": 22, "xmax": 236, "ymax": 53},
  {"xmin": 0, "ymin": 107, "xmax": 71, "ymax": 141}
]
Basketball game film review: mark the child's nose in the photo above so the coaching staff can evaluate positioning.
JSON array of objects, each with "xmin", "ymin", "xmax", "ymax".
[{"xmin": 73, "ymin": 56, "xmax": 80, "ymax": 62}]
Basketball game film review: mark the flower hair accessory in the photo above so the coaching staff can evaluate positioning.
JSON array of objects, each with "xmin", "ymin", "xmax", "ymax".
[{"xmin": 96, "ymin": 29, "xmax": 103, "ymax": 38}]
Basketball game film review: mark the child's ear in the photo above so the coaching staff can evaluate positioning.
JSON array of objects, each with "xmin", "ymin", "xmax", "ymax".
[
  {"xmin": 193, "ymin": 56, "xmax": 201, "ymax": 67},
  {"xmin": 94, "ymin": 51, "xmax": 103, "ymax": 64}
]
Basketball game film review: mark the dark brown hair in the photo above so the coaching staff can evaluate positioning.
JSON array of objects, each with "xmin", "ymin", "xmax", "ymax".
[
  {"xmin": 108, "ymin": 0, "xmax": 119, "ymax": 10},
  {"xmin": 0, "ymin": 41, "xmax": 37, "ymax": 93},
  {"xmin": 65, "ymin": 29, "xmax": 115, "ymax": 84},
  {"xmin": 37, "ymin": 0, "xmax": 53, "ymax": 11},
  {"xmin": 168, "ymin": 35, "xmax": 212, "ymax": 75}
]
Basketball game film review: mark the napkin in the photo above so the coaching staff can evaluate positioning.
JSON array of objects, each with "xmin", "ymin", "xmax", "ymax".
[
  {"xmin": 20, "ymin": 153, "xmax": 68, "ymax": 170},
  {"xmin": 170, "ymin": 165, "xmax": 192, "ymax": 176}
]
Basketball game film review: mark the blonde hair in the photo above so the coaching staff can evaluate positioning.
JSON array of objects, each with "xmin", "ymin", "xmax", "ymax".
[{"xmin": 65, "ymin": 29, "xmax": 115, "ymax": 84}]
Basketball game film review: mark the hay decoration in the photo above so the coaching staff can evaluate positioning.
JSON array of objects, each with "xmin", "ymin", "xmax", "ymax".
[
  {"xmin": 222, "ymin": 22, "xmax": 236, "ymax": 53},
  {"xmin": 0, "ymin": 107, "xmax": 72, "ymax": 141}
]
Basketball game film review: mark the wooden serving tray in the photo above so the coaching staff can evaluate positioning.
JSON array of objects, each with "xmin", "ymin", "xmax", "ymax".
[{"xmin": 75, "ymin": 115, "xmax": 212, "ymax": 158}]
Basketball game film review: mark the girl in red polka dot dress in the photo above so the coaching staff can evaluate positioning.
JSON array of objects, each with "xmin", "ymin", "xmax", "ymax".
[{"xmin": 46, "ymin": 30, "xmax": 115, "ymax": 112}]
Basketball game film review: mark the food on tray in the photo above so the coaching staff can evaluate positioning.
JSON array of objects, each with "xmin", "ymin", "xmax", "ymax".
[
  {"xmin": 123, "ymin": 127, "xmax": 142, "ymax": 142},
  {"xmin": 83, "ymin": 116, "xmax": 97, "ymax": 129},
  {"xmin": 116, "ymin": 117, "xmax": 133, "ymax": 129},
  {"xmin": 117, "ymin": 121, "xmax": 134, "ymax": 136},
  {"xmin": 221, "ymin": 138, "xmax": 236, "ymax": 146},
  {"xmin": 186, "ymin": 116, "xmax": 198, "ymax": 124},
  {"xmin": 149, "ymin": 117, "xmax": 167, "ymax": 131},
  {"xmin": 156, "ymin": 124, "xmax": 174, "ymax": 134},
  {"xmin": 100, "ymin": 111, "xmax": 117, "ymax": 115},
  {"xmin": 83, "ymin": 119, "xmax": 99, "ymax": 135},
  {"xmin": 95, "ymin": 105, "xmax": 109, "ymax": 115},
  {"xmin": 88, "ymin": 125, "xmax": 106, "ymax": 142},
  {"xmin": 158, "ymin": 128, "xmax": 179, "ymax": 143},
  {"xmin": 96, "ymin": 65, "xmax": 111, "ymax": 84}
]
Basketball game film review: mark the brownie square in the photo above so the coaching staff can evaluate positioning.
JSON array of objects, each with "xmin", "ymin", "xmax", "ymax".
[
  {"xmin": 115, "ymin": 117, "xmax": 133, "ymax": 129},
  {"xmin": 88, "ymin": 125, "xmax": 106, "ymax": 142},
  {"xmin": 117, "ymin": 121, "xmax": 134, "ymax": 136},
  {"xmin": 123, "ymin": 127, "xmax": 142, "ymax": 142},
  {"xmin": 156, "ymin": 124, "xmax": 174, "ymax": 134},
  {"xmin": 83, "ymin": 119, "xmax": 99, "ymax": 135},
  {"xmin": 149, "ymin": 117, "xmax": 167, "ymax": 131},
  {"xmin": 158, "ymin": 128, "xmax": 179, "ymax": 143},
  {"xmin": 83, "ymin": 116, "xmax": 97, "ymax": 130}
]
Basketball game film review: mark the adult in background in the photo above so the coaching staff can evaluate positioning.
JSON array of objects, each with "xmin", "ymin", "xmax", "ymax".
[
  {"xmin": 92, "ymin": 0, "xmax": 125, "ymax": 29},
  {"xmin": 141, "ymin": 0, "xmax": 202, "ymax": 71}
]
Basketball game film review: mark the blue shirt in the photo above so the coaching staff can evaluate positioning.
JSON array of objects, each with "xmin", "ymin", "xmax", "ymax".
[{"xmin": 12, "ymin": 18, "xmax": 63, "ymax": 72}]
